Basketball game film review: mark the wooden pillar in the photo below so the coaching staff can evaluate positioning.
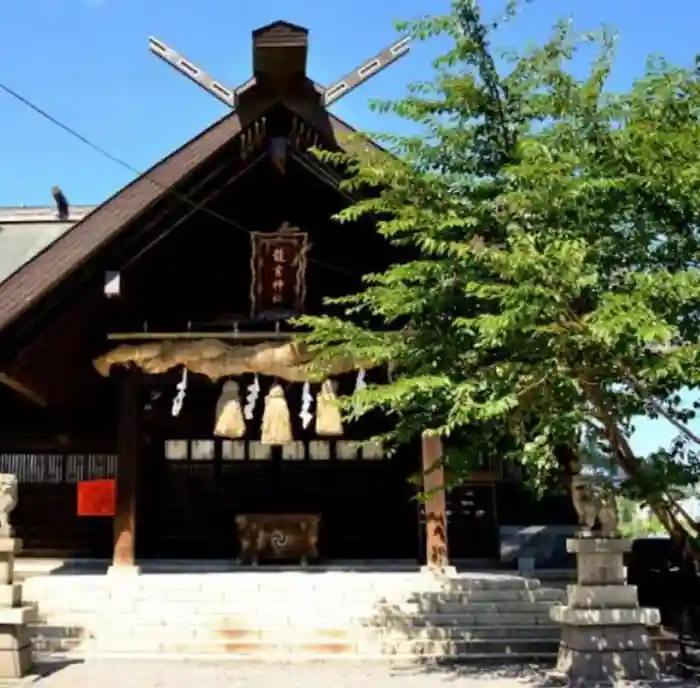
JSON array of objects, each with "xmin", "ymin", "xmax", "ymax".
[
  {"xmin": 421, "ymin": 434, "xmax": 449, "ymax": 569},
  {"xmin": 112, "ymin": 367, "xmax": 139, "ymax": 569}
]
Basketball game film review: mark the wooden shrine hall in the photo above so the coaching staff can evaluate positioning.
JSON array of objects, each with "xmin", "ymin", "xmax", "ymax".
[{"xmin": 0, "ymin": 21, "xmax": 574, "ymax": 571}]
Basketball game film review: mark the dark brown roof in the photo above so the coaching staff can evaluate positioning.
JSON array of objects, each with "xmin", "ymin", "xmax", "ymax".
[
  {"xmin": 0, "ymin": 111, "xmax": 243, "ymax": 332},
  {"xmin": 0, "ymin": 104, "xmax": 377, "ymax": 335}
]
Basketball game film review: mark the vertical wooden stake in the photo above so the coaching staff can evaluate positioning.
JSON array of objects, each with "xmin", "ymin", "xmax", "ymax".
[
  {"xmin": 421, "ymin": 434, "xmax": 449, "ymax": 569},
  {"xmin": 112, "ymin": 367, "xmax": 139, "ymax": 569}
]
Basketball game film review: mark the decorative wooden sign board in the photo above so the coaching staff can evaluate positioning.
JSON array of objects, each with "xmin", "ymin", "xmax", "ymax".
[
  {"xmin": 77, "ymin": 479, "xmax": 116, "ymax": 517},
  {"xmin": 250, "ymin": 229, "xmax": 308, "ymax": 319}
]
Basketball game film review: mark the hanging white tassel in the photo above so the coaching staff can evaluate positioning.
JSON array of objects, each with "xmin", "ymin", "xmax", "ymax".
[
  {"xmin": 214, "ymin": 380, "xmax": 246, "ymax": 438},
  {"xmin": 300, "ymin": 381, "xmax": 313, "ymax": 429},
  {"xmin": 171, "ymin": 367, "xmax": 188, "ymax": 417},
  {"xmin": 243, "ymin": 374, "xmax": 261, "ymax": 420},
  {"xmin": 315, "ymin": 379, "xmax": 344, "ymax": 437},
  {"xmin": 353, "ymin": 368, "xmax": 367, "ymax": 415},
  {"xmin": 261, "ymin": 384, "xmax": 293, "ymax": 445}
]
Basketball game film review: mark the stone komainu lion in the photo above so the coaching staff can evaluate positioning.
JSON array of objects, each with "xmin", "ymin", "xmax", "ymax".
[
  {"xmin": 0, "ymin": 474, "xmax": 18, "ymax": 536},
  {"xmin": 571, "ymin": 475, "xmax": 620, "ymax": 538}
]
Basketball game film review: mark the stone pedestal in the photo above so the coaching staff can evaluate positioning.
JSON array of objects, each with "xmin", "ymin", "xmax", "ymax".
[
  {"xmin": 0, "ymin": 538, "xmax": 35, "ymax": 678},
  {"xmin": 550, "ymin": 538, "xmax": 660, "ymax": 685}
]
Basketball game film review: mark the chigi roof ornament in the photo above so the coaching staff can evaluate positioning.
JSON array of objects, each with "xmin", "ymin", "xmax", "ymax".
[{"xmin": 147, "ymin": 20, "xmax": 412, "ymax": 112}]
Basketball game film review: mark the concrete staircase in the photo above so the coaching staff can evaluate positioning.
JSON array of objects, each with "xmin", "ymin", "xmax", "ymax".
[
  {"xmin": 21, "ymin": 570, "xmax": 566, "ymax": 662},
  {"xmin": 368, "ymin": 575, "xmax": 563, "ymax": 661}
]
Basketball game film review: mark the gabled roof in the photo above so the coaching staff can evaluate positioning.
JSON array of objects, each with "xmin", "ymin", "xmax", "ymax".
[
  {"xmin": 0, "ymin": 109, "xmax": 241, "ymax": 333},
  {"xmin": 0, "ymin": 105, "xmax": 373, "ymax": 335}
]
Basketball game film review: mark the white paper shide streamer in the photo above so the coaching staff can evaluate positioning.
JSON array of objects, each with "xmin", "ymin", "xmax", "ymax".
[
  {"xmin": 243, "ymin": 374, "xmax": 261, "ymax": 420},
  {"xmin": 353, "ymin": 368, "xmax": 367, "ymax": 415},
  {"xmin": 300, "ymin": 381, "xmax": 314, "ymax": 429},
  {"xmin": 171, "ymin": 367, "xmax": 188, "ymax": 417}
]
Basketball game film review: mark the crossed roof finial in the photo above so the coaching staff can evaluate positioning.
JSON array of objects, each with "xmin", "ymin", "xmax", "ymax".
[{"xmin": 148, "ymin": 20, "xmax": 411, "ymax": 111}]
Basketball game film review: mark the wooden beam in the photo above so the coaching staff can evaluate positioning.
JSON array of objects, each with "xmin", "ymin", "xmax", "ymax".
[
  {"xmin": 121, "ymin": 152, "xmax": 268, "ymax": 271},
  {"xmin": 422, "ymin": 434, "xmax": 450, "ymax": 569},
  {"xmin": 112, "ymin": 368, "xmax": 140, "ymax": 569},
  {"xmin": 0, "ymin": 372, "xmax": 48, "ymax": 407},
  {"xmin": 289, "ymin": 150, "xmax": 357, "ymax": 202},
  {"xmin": 107, "ymin": 331, "xmax": 292, "ymax": 342},
  {"xmin": 148, "ymin": 37, "xmax": 235, "ymax": 108},
  {"xmin": 323, "ymin": 36, "xmax": 411, "ymax": 107}
]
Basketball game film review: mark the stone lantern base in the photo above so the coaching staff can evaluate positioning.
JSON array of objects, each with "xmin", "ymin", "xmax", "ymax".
[
  {"xmin": 0, "ymin": 537, "xmax": 35, "ymax": 678},
  {"xmin": 549, "ymin": 537, "xmax": 661, "ymax": 684}
]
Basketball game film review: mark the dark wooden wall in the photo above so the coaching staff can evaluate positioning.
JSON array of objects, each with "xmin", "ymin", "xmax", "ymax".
[
  {"xmin": 137, "ymin": 369, "xmax": 421, "ymax": 561},
  {"xmin": 113, "ymin": 155, "xmax": 391, "ymax": 331}
]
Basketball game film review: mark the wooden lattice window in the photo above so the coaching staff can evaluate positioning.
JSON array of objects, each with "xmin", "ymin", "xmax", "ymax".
[{"xmin": 0, "ymin": 453, "xmax": 117, "ymax": 484}]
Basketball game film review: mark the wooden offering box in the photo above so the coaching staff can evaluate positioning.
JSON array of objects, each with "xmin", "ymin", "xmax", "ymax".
[{"xmin": 235, "ymin": 513, "xmax": 320, "ymax": 565}]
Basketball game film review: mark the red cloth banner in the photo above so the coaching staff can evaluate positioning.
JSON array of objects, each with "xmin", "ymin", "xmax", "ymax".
[
  {"xmin": 250, "ymin": 228, "xmax": 308, "ymax": 319},
  {"xmin": 77, "ymin": 479, "xmax": 116, "ymax": 517}
]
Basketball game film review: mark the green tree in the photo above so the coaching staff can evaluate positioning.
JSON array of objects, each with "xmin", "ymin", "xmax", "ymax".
[{"xmin": 299, "ymin": 0, "xmax": 700, "ymax": 551}]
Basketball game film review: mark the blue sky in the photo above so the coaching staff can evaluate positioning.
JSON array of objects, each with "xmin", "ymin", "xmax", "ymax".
[{"xmin": 1, "ymin": 0, "xmax": 699, "ymax": 455}]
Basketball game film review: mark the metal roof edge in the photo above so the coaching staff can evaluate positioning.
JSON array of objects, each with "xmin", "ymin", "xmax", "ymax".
[{"xmin": 0, "ymin": 206, "xmax": 96, "ymax": 223}]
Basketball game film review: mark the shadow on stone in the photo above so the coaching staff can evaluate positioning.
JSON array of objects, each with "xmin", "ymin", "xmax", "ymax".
[{"xmin": 29, "ymin": 659, "xmax": 83, "ymax": 682}]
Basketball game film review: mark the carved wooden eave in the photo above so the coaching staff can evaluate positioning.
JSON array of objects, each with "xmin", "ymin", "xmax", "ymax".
[{"xmin": 93, "ymin": 339, "xmax": 373, "ymax": 383}]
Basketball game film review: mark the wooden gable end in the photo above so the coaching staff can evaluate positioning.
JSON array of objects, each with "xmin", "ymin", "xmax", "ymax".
[
  {"xmin": 0, "ymin": 103, "xmax": 390, "ymax": 407},
  {"xmin": 0, "ymin": 18, "xmax": 401, "ymax": 407},
  {"xmin": 0, "ymin": 108, "xmax": 378, "ymax": 336}
]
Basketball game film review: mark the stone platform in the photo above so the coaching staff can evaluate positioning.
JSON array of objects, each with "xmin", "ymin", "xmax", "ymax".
[{"xmin": 20, "ymin": 568, "xmax": 567, "ymax": 662}]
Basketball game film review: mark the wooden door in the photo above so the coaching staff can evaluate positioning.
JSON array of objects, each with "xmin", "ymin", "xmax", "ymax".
[{"xmin": 445, "ymin": 482, "xmax": 499, "ymax": 560}]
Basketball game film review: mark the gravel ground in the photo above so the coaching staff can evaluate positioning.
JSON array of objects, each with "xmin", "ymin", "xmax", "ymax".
[{"xmin": 13, "ymin": 660, "xmax": 694, "ymax": 688}]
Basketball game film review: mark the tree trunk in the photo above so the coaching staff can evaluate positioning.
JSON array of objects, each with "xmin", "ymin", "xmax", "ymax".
[{"xmin": 580, "ymin": 378, "xmax": 700, "ymax": 564}]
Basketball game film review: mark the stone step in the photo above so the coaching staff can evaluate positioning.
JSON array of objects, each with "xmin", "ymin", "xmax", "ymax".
[
  {"xmin": 30, "ymin": 619, "xmax": 562, "ymax": 642},
  {"xmin": 380, "ymin": 638, "xmax": 559, "ymax": 657},
  {"xmin": 370, "ymin": 610, "xmax": 554, "ymax": 626},
  {"xmin": 408, "ymin": 588, "xmax": 565, "ymax": 603},
  {"xmin": 401, "ymin": 625, "xmax": 561, "ymax": 641},
  {"xmin": 212, "ymin": 624, "xmax": 563, "ymax": 643},
  {"xmin": 30, "ymin": 600, "xmax": 562, "ymax": 621},
  {"xmin": 435, "ymin": 575, "xmax": 543, "ymax": 591},
  {"xmin": 434, "ymin": 600, "xmax": 557, "ymax": 614},
  {"xmin": 33, "ymin": 635, "xmax": 560, "ymax": 659},
  {"xmin": 31, "ymin": 630, "xmax": 676, "ymax": 664},
  {"xmin": 373, "ymin": 599, "xmax": 559, "ymax": 616},
  {"xmin": 27, "ymin": 586, "xmax": 563, "ymax": 609},
  {"xmin": 35, "ymin": 648, "xmax": 561, "ymax": 666},
  {"xmin": 408, "ymin": 612, "xmax": 552, "ymax": 628}
]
